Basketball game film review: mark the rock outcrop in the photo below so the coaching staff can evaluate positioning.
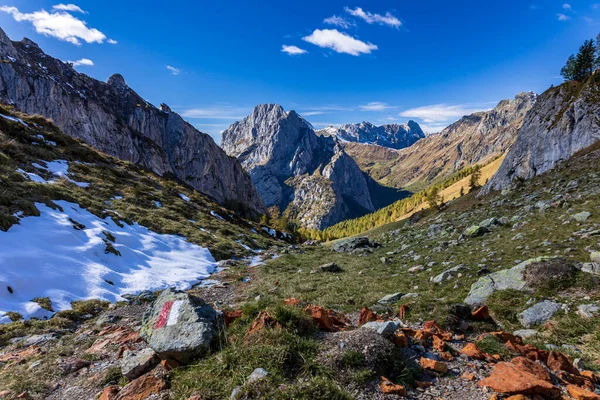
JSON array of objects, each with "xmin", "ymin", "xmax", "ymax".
[
  {"xmin": 343, "ymin": 92, "xmax": 537, "ymax": 189},
  {"xmin": 317, "ymin": 120, "xmax": 425, "ymax": 150},
  {"xmin": 221, "ymin": 104, "xmax": 377, "ymax": 229},
  {"xmin": 483, "ymin": 78, "xmax": 600, "ymax": 194},
  {"xmin": 0, "ymin": 28, "xmax": 265, "ymax": 217}
]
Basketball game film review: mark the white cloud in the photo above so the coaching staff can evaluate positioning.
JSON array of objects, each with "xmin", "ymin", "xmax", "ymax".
[
  {"xmin": 323, "ymin": 15, "xmax": 353, "ymax": 28},
  {"xmin": 52, "ymin": 4, "xmax": 86, "ymax": 13},
  {"xmin": 166, "ymin": 65, "xmax": 180, "ymax": 75},
  {"xmin": 302, "ymin": 29, "xmax": 377, "ymax": 56},
  {"xmin": 302, "ymin": 111, "xmax": 327, "ymax": 116},
  {"xmin": 281, "ymin": 45, "xmax": 307, "ymax": 55},
  {"xmin": 0, "ymin": 5, "xmax": 108, "ymax": 45},
  {"xmin": 359, "ymin": 102, "xmax": 393, "ymax": 111},
  {"xmin": 107, "ymin": 38, "xmax": 117, "ymax": 44},
  {"xmin": 180, "ymin": 106, "xmax": 249, "ymax": 120},
  {"xmin": 344, "ymin": 7, "xmax": 401, "ymax": 28},
  {"xmin": 557, "ymin": 13, "xmax": 571, "ymax": 20},
  {"xmin": 67, "ymin": 58, "xmax": 93, "ymax": 67},
  {"xmin": 399, "ymin": 103, "xmax": 492, "ymax": 123},
  {"xmin": 562, "ymin": 3, "xmax": 572, "ymax": 10}
]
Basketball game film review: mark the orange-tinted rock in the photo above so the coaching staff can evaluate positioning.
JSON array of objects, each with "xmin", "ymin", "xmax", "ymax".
[
  {"xmin": 99, "ymin": 386, "xmax": 120, "ymax": 400},
  {"xmin": 392, "ymin": 333, "xmax": 409, "ymax": 348},
  {"xmin": 461, "ymin": 372, "xmax": 476, "ymax": 381},
  {"xmin": 460, "ymin": 343, "xmax": 487, "ymax": 360},
  {"xmin": 160, "ymin": 358, "xmax": 181, "ymax": 371},
  {"xmin": 546, "ymin": 352, "xmax": 580, "ymax": 376},
  {"xmin": 0, "ymin": 346, "xmax": 42, "ymax": 364},
  {"xmin": 423, "ymin": 320, "xmax": 444, "ymax": 333},
  {"xmin": 511, "ymin": 357, "xmax": 552, "ymax": 382},
  {"xmin": 305, "ymin": 305, "xmax": 349, "ymax": 332},
  {"xmin": 283, "ymin": 298, "xmax": 301, "ymax": 306},
  {"xmin": 379, "ymin": 376, "xmax": 407, "ymax": 396},
  {"xmin": 582, "ymin": 370, "xmax": 598, "ymax": 384},
  {"xmin": 471, "ymin": 306, "xmax": 490, "ymax": 321},
  {"xmin": 414, "ymin": 330, "xmax": 433, "ymax": 341},
  {"xmin": 223, "ymin": 310, "xmax": 243, "ymax": 326},
  {"xmin": 115, "ymin": 374, "xmax": 166, "ymax": 400},
  {"xmin": 505, "ymin": 395, "xmax": 530, "ymax": 400},
  {"xmin": 477, "ymin": 362, "xmax": 560, "ymax": 399},
  {"xmin": 398, "ymin": 304, "xmax": 409, "ymax": 320},
  {"xmin": 357, "ymin": 307, "xmax": 378, "ymax": 326},
  {"xmin": 245, "ymin": 311, "xmax": 281, "ymax": 338},
  {"xmin": 420, "ymin": 357, "xmax": 448, "ymax": 374},
  {"xmin": 567, "ymin": 384, "xmax": 600, "ymax": 400},
  {"xmin": 440, "ymin": 352, "xmax": 454, "ymax": 361},
  {"xmin": 400, "ymin": 328, "xmax": 416, "ymax": 337},
  {"xmin": 478, "ymin": 331, "xmax": 523, "ymax": 345},
  {"xmin": 433, "ymin": 335, "xmax": 446, "ymax": 352}
]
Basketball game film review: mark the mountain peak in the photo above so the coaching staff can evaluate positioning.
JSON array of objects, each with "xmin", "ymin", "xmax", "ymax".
[{"xmin": 107, "ymin": 73, "xmax": 127, "ymax": 90}]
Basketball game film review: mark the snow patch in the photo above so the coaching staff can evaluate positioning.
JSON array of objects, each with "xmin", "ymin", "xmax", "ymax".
[
  {"xmin": 0, "ymin": 114, "xmax": 28, "ymax": 127},
  {"xmin": 0, "ymin": 201, "xmax": 216, "ymax": 323},
  {"xmin": 210, "ymin": 210, "xmax": 225, "ymax": 221},
  {"xmin": 179, "ymin": 193, "xmax": 191, "ymax": 202},
  {"xmin": 31, "ymin": 160, "xmax": 90, "ymax": 188}
]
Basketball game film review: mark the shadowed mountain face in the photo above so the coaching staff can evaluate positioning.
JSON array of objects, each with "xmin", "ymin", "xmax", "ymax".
[
  {"xmin": 341, "ymin": 92, "xmax": 537, "ymax": 191},
  {"xmin": 483, "ymin": 79, "xmax": 600, "ymax": 195},
  {"xmin": 317, "ymin": 120, "xmax": 425, "ymax": 150},
  {"xmin": 0, "ymin": 28, "xmax": 265, "ymax": 218},
  {"xmin": 222, "ymin": 104, "xmax": 410, "ymax": 229}
]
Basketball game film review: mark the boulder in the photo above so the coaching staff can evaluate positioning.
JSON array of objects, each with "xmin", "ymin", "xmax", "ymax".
[
  {"xmin": 591, "ymin": 252, "xmax": 600, "ymax": 264},
  {"xmin": 478, "ymin": 362, "xmax": 560, "ymax": 398},
  {"xmin": 513, "ymin": 329, "xmax": 539, "ymax": 339},
  {"xmin": 361, "ymin": 321, "xmax": 399, "ymax": 337},
  {"xmin": 318, "ymin": 262, "xmax": 342, "ymax": 273},
  {"xmin": 577, "ymin": 304, "xmax": 599, "ymax": 319},
  {"xmin": 121, "ymin": 348, "xmax": 159, "ymax": 381},
  {"xmin": 518, "ymin": 300, "xmax": 561, "ymax": 328},
  {"xmin": 377, "ymin": 292, "xmax": 404, "ymax": 304},
  {"xmin": 581, "ymin": 262, "xmax": 600, "ymax": 275},
  {"xmin": 331, "ymin": 237, "xmax": 380, "ymax": 252},
  {"xmin": 140, "ymin": 288, "xmax": 222, "ymax": 363},
  {"xmin": 572, "ymin": 212, "xmax": 592, "ymax": 223},
  {"xmin": 522, "ymin": 258, "xmax": 576, "ymax": 289},
  {"xmin": 431, "ymin": 265, "xmax": 469, "ymax": 283},
  {"xmin": 480, "ymin": 217, "xmax": 501, "ymax": 228},
  {"xmin": 464, "ymin": 225, "xmax": 489, "ymax": 237},
  {"xmin": 115, "ymin": 373, "xmax": 167, "ymax": 400},
  {"xmin": 567, "ymin": 385, "xmax": 600, "ymax": 400},
  {"xmin": 465, "ymin": 257, "xmax": 554, "ymax": 305}
]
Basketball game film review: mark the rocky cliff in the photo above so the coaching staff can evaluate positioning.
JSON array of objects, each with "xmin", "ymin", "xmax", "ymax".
[
  {"xmin": 221, "ymin": 104, "xmax": 376, "ymax": 229},
  {"xmin": 344, "ymin": 92, "xmax": 537, "ymax": 190},
  {"xmin": 317, "ymin": 120, "xmax": 425, "ymax": 150},
  {"xmin": 0, "ymin": 28, "xmax": 265, "ymax": 217},
  {"xmin": 483, "ymin": 78, "xmax": 600, "ymax": 194}
]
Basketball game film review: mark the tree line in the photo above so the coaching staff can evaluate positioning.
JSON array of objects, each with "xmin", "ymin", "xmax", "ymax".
[{"xmin": 560, "ymin": 35, "xmax": 600, "ymax": 82}]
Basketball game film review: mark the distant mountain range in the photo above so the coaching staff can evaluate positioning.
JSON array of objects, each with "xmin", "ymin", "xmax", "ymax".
[{"xmin": 317, "ymin": 121, "xmax": 425, "ymax": 150}]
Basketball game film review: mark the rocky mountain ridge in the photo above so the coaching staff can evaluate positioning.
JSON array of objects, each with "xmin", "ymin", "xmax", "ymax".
[
  {"xmin": 221, "ymin": 104, "xmax": 382, "ymax": 229},
  {"xmin": 343, "ymin": 92, "xmax": 537, "ymax": 190},
  {"xmin": 317, "ymin": 120, "xmax": 425, "ymax": 150},
  {"xmin": 483, "ymin": 77, "xmax": 600, "ymax": 194},
  {"xmin": 0, "ymin": 28, "xmax": 265, "ymax": 217}
]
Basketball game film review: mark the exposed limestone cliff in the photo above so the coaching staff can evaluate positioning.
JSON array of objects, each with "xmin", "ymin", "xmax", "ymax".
[
  {"xmin": 222, "ymin": 104, "xmax": 375, "ymax": 229},
  {"xmin": 317, "ymin": 121, "xmax": 425, "ymax": 150},
  {"xmin": 0, "ymin": 29, "xmax": 265, "ymax": 217},
  {"xmin": 483, "ymin": 78, "xmax": 600, "ymax": 194}
]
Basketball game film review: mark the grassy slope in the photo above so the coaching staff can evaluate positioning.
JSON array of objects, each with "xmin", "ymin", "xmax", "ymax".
[
  {"xmin": 249, "ymin": 143, "xmax": 600, "ymax": 364},
  {"xmin": 0, "ymin": 105, "xmax": 278, "ymax": 260}
]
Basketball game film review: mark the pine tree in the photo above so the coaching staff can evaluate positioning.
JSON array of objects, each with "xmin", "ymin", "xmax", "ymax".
[
  {"xmin": 469, "ymin": 165, "xmax": 482, "ymax": 193},
  {"xmin": 560, "ymin": 55, "xmax": 577, "ymax": 81},
  {"xmin": 561, "ymin": 39, "xmax": 598, "ymax": 82}
]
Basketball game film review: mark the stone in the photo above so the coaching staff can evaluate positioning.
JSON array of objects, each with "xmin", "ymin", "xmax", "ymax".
[
  {"xmin": 464, "ymin": 225, "xmax": 489, "ymax": 237},
  {"xmin": 513, "ymin": 329, "xmax": 539, "ymax": 339},
  {"xmin": 573, "ymin": 212, "xmax": 592, "ymax": 222},
  {"xmin": 471, "ymin": 305, "xmax": 489, "ymax": 321},
  {"xmin": 99, "ymin": 385, "xmax": 120, "ymax": 400},
  {"xmin": 577, "ymin": 304, "xmax": 599, "ymax": 319},
  {"xmin": 465, "ymin": 257, "xmax": 554, "ymax": 305},
  {"xmin": 477, "ymin": 362, "xmax": 560, "ymax": 398},
  {"xmin": 361, "ymin": 321, "xmax": 399, "ymax": 337},
  {"xmin": 581, "ymin": 262, "xmax": 600, "ymax": 275},
  {"xmin": 420, "ymin": 357, "xmax": 448, "ymax": 374},
  {"xmin": 408, "ymin": 265, "xmax": 424, "ymax": 273},
  {"xmin": 223, "ymin": 310, "xmax": 243, "ymax": 326},
  {"xmin": 591, "ymin": 252, "xmax": 600, "ymax": 263},
  {"xmin": 331, "ymin": 237, "xmax": 380, "ymax": 252},
  {"xmin": 357, "ymin": 307, "xmax": 379, "ymax": 326},
  {"xmin": 459, "ymin": 343, "xmax": 487, "ymax": 360},
  {"xmin": 480, "ymin": 217, "xmax": 501, "ymax": 228},
  {"xmin": 430, "ymin": 265, "xmax": 469, "ymax": 283},
  {"xmin": 511, "ymin": 357, "xmax": 552, "ymax": 382},
  {"xmin": 140, "ymin": 288, "xmax": 222, "ymax": 363},
  {"xmin": 377, "ymin": 292, "xmax": 404, "ymax": 304},
  {"xmin": 248, "ymin": 368, "xmax": 268, "ymax": 383},
  {"xmin": 305, "ymin": 305, "xmax": 348, "ymax": 332},
  {"xmin": 546, "ymin": 351, "xmax": 580, "ymax": 375},
  {"xmin": 567, "ymin": 384, "xmax": 600, "ymax": 400},
  {"xmin": 121, "ymin": 348, "xmax": 159, "ymax": 380},
  {"xmin": 518, "ymin": 300, "xmax": 561, "ymax": 328},
  {"xmin": 379, "ymin": 376, "xmax": 407, "ymax": 396},
  {"xmin": 318, "ymin": 262, "xmax": 342, "ymax": 273},
  {"xmin": 115, "ymin": 374, "xmax": 166, "ymax": 400}
]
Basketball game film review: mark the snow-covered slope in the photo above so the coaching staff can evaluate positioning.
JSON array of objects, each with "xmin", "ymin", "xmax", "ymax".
[{"xmin": 0, "ymin": 201, "xmax": 216, "ymax": 323}]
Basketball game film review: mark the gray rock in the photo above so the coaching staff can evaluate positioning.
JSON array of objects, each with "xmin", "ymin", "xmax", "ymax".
[
  {"xmin": 581, "ymin": 262, "xmax": 600, "ymax": 275},
  {"xmin": 140, "ymin": 288, "xmax": 223, "ymax": 363},
  {"xmin": 317, "ymin": 121, "xmax": 425, "ymax": 150},
  {"xmin": 408, "ymin": 265, "xmax": 424, "ymax": 273},
  {"xmin": 572, "ymin": 212, "xmax": 591, "ymax": 222},
  {"xmin": 431, "ymin": 265, "xmax": 469, "ymax": 284},
  {"xmin": 0, "ymin": 30, "xmax": 265, "ymax": 217},
  {"xmin": 121, "ymin": 348, "xmax": 159, "ymax": 380},
  {"xmin": 331, "ymin": 237, "xmax": 380, "ymax": 253},
  {"xmin": 479, "ymin": 218, "xmax": 500, "ymax": 228},
  {"xmin": 513, "ymin": 329, "xmax": 539, "ymax": 339},
  {"xmin": 464, "ymin": 257, "xmax": 554, "ymax": 305},
  {"xmin": 248, "ymin": 368, "xmax": 269, "ymax": 383},
  {"xmin": 576, "ymin": 304, "xmax": 599, "ymax": 319},
  {"xmin": 361, "ymin": 321, "xmax": 399, "ymax": 337},
  {"xmin": 319, "ymin": 262, "xmax": 342, "ymax": 273},
  {"xmin": 518, "ymin": 300, "xmax": 562, "ymax": 328},
  {"xmin": 377, "ymin": 292, "xmax": 404, "ymax": 304},
  {"xmin": 464, "ymin": 225, "xmax": 489, "ymax": 237},
  {"xmin": 591, "ymin": 251, "xmax": 600, "ymax": 264}
]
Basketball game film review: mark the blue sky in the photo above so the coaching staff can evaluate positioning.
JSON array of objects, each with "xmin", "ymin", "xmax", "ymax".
[{"xmin": 0, "ymin": 1, "xmax": 598, "ymax": 141}]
